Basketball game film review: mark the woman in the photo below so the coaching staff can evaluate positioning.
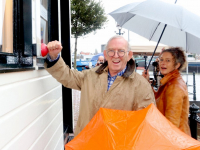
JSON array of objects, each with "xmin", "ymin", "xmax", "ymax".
[{"xmin": 142, "ymin": 47, "xmax": 190, "ymax": 135}]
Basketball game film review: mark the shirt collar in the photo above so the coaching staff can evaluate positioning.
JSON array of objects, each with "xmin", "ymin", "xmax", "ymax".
[
  {"xmin": 96, "ymin": 59, "xmax": 136, "ymax": 78},
  {"xmin": 108, "ymin": 66, "xmax": 127, "ymax": 78},
  {"xmin": 160, "ymin": 69, "xmax": 180, "ymax": 85}
]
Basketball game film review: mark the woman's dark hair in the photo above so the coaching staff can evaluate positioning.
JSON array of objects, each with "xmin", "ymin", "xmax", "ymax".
[{"xmin": 160, "ymin": 47, "xmax": 187, "ymax": 71}]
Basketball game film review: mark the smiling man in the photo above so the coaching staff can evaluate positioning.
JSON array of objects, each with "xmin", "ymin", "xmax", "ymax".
[
  {"xmin": 104, "ymin": 36, "xmax": 132, "ymax": 77},
  {"xmin": 45, "ymin": 35, "xmax": 155, "ymax": 136}
]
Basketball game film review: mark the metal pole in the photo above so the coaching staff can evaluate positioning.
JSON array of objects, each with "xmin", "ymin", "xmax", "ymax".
[
  {"xmin": 193, "ymin": 71, "xmax": 196, "ymax": 101},
  {"xmin": 186, "ymin": 67, "xmax": 188, "ymax": 86},
  {"xmin": 128, "ymin": 30, "xmax": 129, "ymax": 42},
  {"xmin": 186, "ymin": 55, "xmax": 188, "ymax": 87},
  {"xmin": 189, "ymin": 103, "xmax": 200, "ymax": 139},
  {"xmin": 119, "ymin": 29, "xmax": 121, "ymax": 35},
  {"xmin": 60, "ymin": 0, "xmax": 73, "ymax": 134},
  {"xmin": 144, "ymin": 56, "xmax": 147, "ymax": 69}
]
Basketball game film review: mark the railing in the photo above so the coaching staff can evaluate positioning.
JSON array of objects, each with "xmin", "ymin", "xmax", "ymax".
[
  {"xmin": 188, "ymin": 71, "xmax": 200, "ymax": 140},
  {"xmin": 189, "ymin": 103, "xmax": 200, "ymax": 140}
]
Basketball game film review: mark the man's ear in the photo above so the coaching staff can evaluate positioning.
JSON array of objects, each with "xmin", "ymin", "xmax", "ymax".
[
  {"xmin": 103, "ymin": 50, "xmax": 107, "ymax": 60},
  {"xmin": 128, "ymin": 51, "xmax": 133, "ymax": 61}
]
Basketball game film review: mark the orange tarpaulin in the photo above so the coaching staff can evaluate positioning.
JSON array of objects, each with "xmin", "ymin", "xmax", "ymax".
[{"xmin": 65, "ymin": 104, "xmax": 200, "ymax": 150}]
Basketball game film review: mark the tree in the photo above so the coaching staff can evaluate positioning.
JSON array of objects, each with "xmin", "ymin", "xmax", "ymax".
[{"xmin": 71, "ymin": 0, "xmax": 107, "ymax": 69}]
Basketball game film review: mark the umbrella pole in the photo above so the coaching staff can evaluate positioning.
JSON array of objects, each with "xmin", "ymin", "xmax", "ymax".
[
  {"xmin": 186, "ymin": 60, "xmax": 188, "ymax": 87},
  {"xmin": 144, "ymin": 56, "xmax": 147, "ymax": 69},
  {"xmin": 146, "ymin": 24, "xmax": 167, "ymax": 71}
]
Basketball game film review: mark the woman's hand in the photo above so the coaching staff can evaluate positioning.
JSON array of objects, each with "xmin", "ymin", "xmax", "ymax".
[{"xmin": 142, "ymin": 69, "xmax": 150, "ymax": 82}]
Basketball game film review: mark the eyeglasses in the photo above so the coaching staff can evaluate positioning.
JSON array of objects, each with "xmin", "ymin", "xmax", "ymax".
[{"xmin": 107, "ymin": 50, "xmax": 128, "ymax": 57}]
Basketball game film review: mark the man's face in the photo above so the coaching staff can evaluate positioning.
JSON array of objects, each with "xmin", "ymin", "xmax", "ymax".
[
  {"xmin": 98, "ymin": 56, "xmax": 104, "ymax": 63},
  {"xmin": 104, "ymin": 38, "xmax": 133, "ymax": 76}
]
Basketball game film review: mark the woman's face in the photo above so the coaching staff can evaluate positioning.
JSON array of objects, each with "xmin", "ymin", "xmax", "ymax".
[{"xmin": 159, "ymin": 52, "xmax": 180, "ymax": 76}]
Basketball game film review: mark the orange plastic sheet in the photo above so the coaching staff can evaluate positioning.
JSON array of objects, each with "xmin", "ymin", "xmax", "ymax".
[{"xmin": 65, "ymin": 104, "xmax": 200, "ymax": 150}]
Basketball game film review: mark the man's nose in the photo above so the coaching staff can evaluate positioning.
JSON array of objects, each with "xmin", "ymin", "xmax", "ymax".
[{"xmin": 113, "ymin": 51, "xmax": 119, "ymax": 57}]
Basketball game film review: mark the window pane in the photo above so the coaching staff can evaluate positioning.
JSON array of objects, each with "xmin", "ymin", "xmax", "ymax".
[
  {"xmin": 40, "ymin": 0, "xmax": 48, "ymax": 44},
  {"xmin": 41, "ymin": 0, "xmax": 48, "ymax": 9},
  {"xmin": 0, "ymin": 0, "xmax": 13, "ymax": 53}
]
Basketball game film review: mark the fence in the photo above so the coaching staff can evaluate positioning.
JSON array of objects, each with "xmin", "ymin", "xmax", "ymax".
[{"xmin": 189, "ymin": 103, "xmax": 200, "ymax": 140}]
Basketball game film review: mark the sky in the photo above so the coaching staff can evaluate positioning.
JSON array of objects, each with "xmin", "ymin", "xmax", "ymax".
[{"xmin": 71, "ymin": 0, "xmax": 200, "ymax": 54}]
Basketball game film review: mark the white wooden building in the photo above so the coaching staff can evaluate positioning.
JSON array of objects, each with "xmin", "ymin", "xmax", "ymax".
[{"xmin": 0, "ymin": 0, "xmax": 72, "ymax": 149}]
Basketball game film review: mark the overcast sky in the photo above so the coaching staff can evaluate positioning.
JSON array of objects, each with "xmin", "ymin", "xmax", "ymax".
[{"xmin": 71, "ymin": 0, "xmax": 200, "ymax": 54}]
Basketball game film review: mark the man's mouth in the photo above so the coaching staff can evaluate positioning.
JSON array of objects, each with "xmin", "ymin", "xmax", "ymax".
[{"xmin": 112, "ymin": 60, "xmax": 120, "ymax": 64}]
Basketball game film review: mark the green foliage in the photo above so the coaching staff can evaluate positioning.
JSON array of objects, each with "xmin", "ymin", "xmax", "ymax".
[
  {"xmin": 71, "ymin": 0, "xmax": 107, "ymax": 38},
  {"xmin": 70, "ymin": 0, "xmax": 107, "ymax": 69}
]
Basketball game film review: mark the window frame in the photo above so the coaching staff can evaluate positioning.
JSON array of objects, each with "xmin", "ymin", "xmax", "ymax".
[
  {"xmin": 0, "ymin": 0, "xmax": 59, "ymax": 72},
  {"xmin": 34, "ymin": 0, "xmax": 59, "ymax": 69},
  {"xmin": 0, "ymin": 0, "xmax": 33, "ymax": 73}
]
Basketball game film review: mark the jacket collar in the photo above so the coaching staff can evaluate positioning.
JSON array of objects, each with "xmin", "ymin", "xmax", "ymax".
[
  {"xmin": 160, "ymin": 69, "xmax": 180, "ymax": 86},
  {"xmin": 95, "ymin": 58, "xmax": 136, "ymax": 78}
]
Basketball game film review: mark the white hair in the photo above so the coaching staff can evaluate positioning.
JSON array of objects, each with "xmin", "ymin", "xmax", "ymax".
[{"xmin": 105, "ymin": 35, "xmax": 131, "ymax": 51}]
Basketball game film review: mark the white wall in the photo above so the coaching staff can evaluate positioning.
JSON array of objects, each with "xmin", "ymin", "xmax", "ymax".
[{"xmin": 0, "ymin": 69, "xmax": 64, "ymax": 150}]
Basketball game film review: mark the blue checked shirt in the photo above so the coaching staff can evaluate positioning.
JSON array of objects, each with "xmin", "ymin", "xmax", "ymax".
[
  {"xmin": 107, "ymin": 67, "xmax": 127, "ymax": 91},
  {"xmin": 47, "ymin": 54, "xmax": 60, "ymax": 62}
]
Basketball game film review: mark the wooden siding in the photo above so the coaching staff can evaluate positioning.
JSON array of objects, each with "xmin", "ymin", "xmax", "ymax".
[{"xmin": 0, "ymin": 69, "xmax": 63, "ymax": 150}]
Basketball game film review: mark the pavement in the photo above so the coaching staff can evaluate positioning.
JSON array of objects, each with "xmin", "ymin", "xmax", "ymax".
[{"xmin": 72, "ymin": 90, "xmax": 81, "ymax": 131}]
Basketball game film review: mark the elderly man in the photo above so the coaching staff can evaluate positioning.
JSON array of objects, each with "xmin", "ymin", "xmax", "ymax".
[
  {"xmin": 95, "ymin": 55, "xmax": 105, "ymax": 66},
  {"xmin": 45, "ymin": 35, "xmax": 155, "ymax": 136}
]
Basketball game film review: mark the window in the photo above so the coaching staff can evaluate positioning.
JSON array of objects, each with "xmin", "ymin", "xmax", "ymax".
[
  {"xmin": 0, "ymin": 0, "xmax": 33, "ymax": 72},
  {"xmin": 35, "ymin": 0, "xmax": 59, "ymax": 66},
  {"xmin": 0, "ymin": 0, "xmax": 59, "ymax": 72},
  {"xmin": 40, "ymin": 0, "xmax": 48, "ymax": 45},
  {"xmin": 33, "ymin": 0, "xmax": 49, "ymax": 67},
  {"xmin": 0, "ymin": 0, "xmax": 13, "ymax": 53}
]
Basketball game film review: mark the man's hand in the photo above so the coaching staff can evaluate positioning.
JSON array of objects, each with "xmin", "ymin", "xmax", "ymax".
[
  {"xmin": 95, "ymin": 61, "xmax": 100, "ymax": 66},
  {"xmin": 47, "ymin": 40, "xmax": 63, "ymax": 60}
]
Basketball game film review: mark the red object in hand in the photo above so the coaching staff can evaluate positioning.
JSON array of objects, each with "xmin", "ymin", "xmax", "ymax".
[{"xmin": 41, "ymin": 43, "xmax": 48, "ymax": 57}]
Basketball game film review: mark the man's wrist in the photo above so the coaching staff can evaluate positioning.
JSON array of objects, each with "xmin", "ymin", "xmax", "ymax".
[
  {"xmin": 51, "ymin": 55, "xmax": 58, "ymax": 60},
  {"xmin": 47, "ymin": 54, "xmax": 60, "ymax": 62},
  {"xmin": 46, "ymin": 54, "xmax": 60, "ymax": 68}
]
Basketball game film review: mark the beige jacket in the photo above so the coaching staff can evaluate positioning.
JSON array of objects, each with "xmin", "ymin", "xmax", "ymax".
[{"xmin": 45, "ymin": 57, "xmax": 155, "ymax": 136}]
